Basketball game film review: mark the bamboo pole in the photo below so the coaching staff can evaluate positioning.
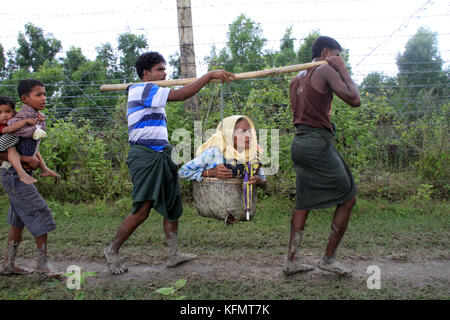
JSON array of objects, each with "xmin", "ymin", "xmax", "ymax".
[{"xmin": 99, "ymin": 60, "xmax": 327, "ymax": 92}]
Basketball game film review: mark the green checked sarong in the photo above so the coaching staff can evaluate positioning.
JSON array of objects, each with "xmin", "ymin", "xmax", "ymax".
[
  {"xmin": 291, "ymin": 124, "xmax": 357, "ymax": 211},
  {"xmin": 126, "ymin": 144, "xmax": 182, "ymax": 221}
]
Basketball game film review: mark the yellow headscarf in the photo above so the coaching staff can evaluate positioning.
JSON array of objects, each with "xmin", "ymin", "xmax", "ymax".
[{"xmin": 196, "ymin": 115, "xmax": 261, "ymax": 163}]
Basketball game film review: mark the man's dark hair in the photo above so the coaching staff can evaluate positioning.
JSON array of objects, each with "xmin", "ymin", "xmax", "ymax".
[
  {"xmin": 17, "ymin": 79, "xmax": 44, "ymax": 98},
  {"xmin": 135, "ymin": 52, "xmax": 166, "ymax": 79},
  {"xmin": 0, "ymin": 96, "xmax": 16, "ymax": 111},
  {"xmin": 311, "ymin": 36, "xmax": 343, "ymax": 59}
]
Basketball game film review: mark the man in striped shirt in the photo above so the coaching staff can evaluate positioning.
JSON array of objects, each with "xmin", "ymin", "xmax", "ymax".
[
  {"xmin": 127, "ymin": 81, "xmax": 171, "ymax": 151},
  {"xmin": 104, "ymin": 52, "xmax": 235, "ymax": 275}
]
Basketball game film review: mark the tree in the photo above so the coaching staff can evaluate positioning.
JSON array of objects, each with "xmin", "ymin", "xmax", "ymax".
[
  {"xmin": 15, "ymin": 23, "xmax": 62, "ymax": 72},
  {"xmin": 297, "ymin": 30, "xmax": 320, "ymax": 63},
  {"xmin": 33, "ymin": 61, "xmax": 64, "ymax": 101},
  {"xmin": 66, "ymin": 59, "xmax": 112, "ymax": 124},
  {"xmin": 207, "ymin": 14, "xmax": 266, "ymax": 73},
  {"xmin": 0, "ymin": 44, "xmax": 5, "ymax": 79},
  {"xmin": 117, "ymin": 33, "xmax": 148, "ymax": 82},
  {"xmin": 203, "ymin": 14, "xmax": 269, "ymax": 109},
  {"xmin": 227, "ymin": 14, "xmax": 266, "ymax": 72},
  {"xmin": 360, "ymin": 72, "xmax": 398, "ymax": 96},
  {"xmin": 168, "ymin": 51, "xmax": 181, "ymax": 79},
  {"xmin": 266, "ymin": 26, "xmax": 297, "ymax": 67},
  {"xmin": 280, "ymin": 26, "xmax": 295, "ymax": 53},
  {"xmin": 57, "ymin": 46, "xmax": 117, "ymax": 125},
  {"xmin": 63, "ymin": 47, "xmax": 88, "ymax": 75},
  {"xmin": 96, "ymin": 42, "xmax": 119, "ymax": 79},
  {"xmin": 206, "ymin": 44, "xmax": 231, "ymax": 71},
  {"xmin": 396, "ymin": 27, "xmax": 444, "ymax": 99},
  {"xmin": 5, "ymin": 49, "xmax": 19, "ymax": 78},
  {"xmin": 56, "ymin": 58, "xmax": 115, "ymax": 125}
]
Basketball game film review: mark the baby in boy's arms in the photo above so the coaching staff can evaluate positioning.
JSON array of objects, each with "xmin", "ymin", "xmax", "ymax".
[{"xmin": 0, "ymin": 95, "xmax": 42, "ymax": 184}]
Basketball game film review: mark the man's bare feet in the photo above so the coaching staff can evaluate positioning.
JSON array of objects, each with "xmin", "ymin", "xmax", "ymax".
[
  {"xmin": 18, "ymin": 172, "xmax": 37, "ymax": 185},
  {"xmin": 40, "ymin": 169, "xmax": 60, "ymax": 179},
  {"xmin": 104, "ymin": 247, "xmax": 128, "ymax": 275},
  {"xmin": 166, "ymin": 232, "xmax": 197, "ymax": 268},
  {"xmin": 317, "ymin": 257, "xmax": 352, "ymax": 276},
  {"xmin": 33, "ymin": 262, "xmax": 63, "ymax": 278},
  {"xmin": 0, "ymin": 263, "xmax": 33, "ymax": 275},
  {"xmin": 166, "ymin": 252, "xmax": 197, "ymax": 268},
  {"xmin": 283, "ymin": 258, "xmax": 314, "ymax": 276}
]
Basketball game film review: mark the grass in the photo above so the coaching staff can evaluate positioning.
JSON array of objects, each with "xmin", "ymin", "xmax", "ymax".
[
  {"xmin": 0, "ymin": 193, "xmax": 448, "ymax": 300},
  {"xmin": 1, "ymin": 275, "xmax": 448, "ymax": 300}
]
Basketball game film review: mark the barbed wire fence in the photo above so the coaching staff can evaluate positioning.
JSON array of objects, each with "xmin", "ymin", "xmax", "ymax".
[
  {"xmin": 0, "ymin": 1, "xmax": 449, "ymax": 199},
  {"xmin": 1, "ymin": 49, "xmax": 448, "ymax": 168}
]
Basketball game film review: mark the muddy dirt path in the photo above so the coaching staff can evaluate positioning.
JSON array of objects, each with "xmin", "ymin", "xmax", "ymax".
[{"xmin": 10, "ymin": 255, "xmax": 450, "ymax": 290}]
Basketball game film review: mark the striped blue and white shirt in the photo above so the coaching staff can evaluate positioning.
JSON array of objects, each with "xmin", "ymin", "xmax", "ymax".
[{"xmin": 127, "ymin": 83, "xmax": 171, "ymax": 152}]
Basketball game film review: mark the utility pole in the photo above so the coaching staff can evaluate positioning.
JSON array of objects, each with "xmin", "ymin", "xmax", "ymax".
[{"xmin": 176, "ymin": 0, "xmax": 199, "ymax": 111}]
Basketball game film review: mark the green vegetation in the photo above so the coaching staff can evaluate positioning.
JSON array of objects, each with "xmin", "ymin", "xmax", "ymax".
[
  {"xmin": 155, "ymin": 278, "xmax": 188, "ymax": 300},
  {"xmin": 0, "ymin": 15, "xmax": 448, "ymax": 301},
  {"xmin": 1, "ymin": 18, "xmax": 447, "ymax": 202},
  {"xmin": 0, "ymin": 195, "xmax": 448, "ymax": 300}
]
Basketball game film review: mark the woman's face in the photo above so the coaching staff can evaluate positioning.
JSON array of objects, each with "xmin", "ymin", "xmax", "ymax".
[{"xmin": 233, "ymin": 119, "xmax": 251, "ymax": 151}]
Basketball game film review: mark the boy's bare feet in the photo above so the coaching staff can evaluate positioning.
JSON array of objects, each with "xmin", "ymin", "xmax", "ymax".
[
  {"xmin": 2, "ymin": 238, "xmax": 32, "ymax": 275},
  {"xmin": 0, "ymin": 263, "xmax": 33, "ymax": 275},
  {"xmin": 33, "ymin": 261, "xmax": 62, "ymax": 278},
  {"xmin": 34, "ymin": 242, "xmax": 62, "ymax": 278},
  {"xmin": 40, "ymin": 169, "xmax": 60, "ymax": 179},
  {"xmin": 104, "ymin": 247, "xmax": 128, "ymax": 275}
]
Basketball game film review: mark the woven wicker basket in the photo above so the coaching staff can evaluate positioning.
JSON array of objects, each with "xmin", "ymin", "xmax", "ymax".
[{"xmin": 192, "ymin": 177, "xmax": 258, "ymax": 222}]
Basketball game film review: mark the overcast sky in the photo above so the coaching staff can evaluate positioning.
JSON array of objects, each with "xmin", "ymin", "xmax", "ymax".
[{"xmin": 1, "ymin": 0, "xmax": 449, "ymax": 83}]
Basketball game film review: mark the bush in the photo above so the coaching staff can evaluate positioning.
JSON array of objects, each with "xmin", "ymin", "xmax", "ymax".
[
  {"xmin": 37, "ymin": 117, "xmax": 130, "ymax": 201},
  {"xmin": 414, "ymin": 103, "xmax": 449, "ymax": 185},
  {"xmin": 18, "ymin": 82, "xmax": 447, "ymax": 203}
]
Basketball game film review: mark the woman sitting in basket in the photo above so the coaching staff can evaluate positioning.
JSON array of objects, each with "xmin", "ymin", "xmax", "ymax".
[{"xmin": 179, "ymin": 115, "xmax": 267, "ymax": 188}]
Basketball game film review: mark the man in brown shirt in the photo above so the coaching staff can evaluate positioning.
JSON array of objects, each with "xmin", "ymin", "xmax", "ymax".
[{"xmin": 284, "ymin": 36, "xmax": 361, "ymax": 276}]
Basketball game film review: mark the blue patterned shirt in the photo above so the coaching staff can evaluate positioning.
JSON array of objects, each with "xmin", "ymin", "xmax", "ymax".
[{"xmin": 178, "ymin": 147, "xmax": 266, "ymax": 181}]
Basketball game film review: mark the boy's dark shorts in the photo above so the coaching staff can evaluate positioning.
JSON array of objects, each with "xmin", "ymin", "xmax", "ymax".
[
  {"xmin": 17, "ymin": 137, "xmax": 38, "ymax": 156},
  {"xmin": 1, "ymin": 168, "xmax": 55, "ymax": 237}
]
